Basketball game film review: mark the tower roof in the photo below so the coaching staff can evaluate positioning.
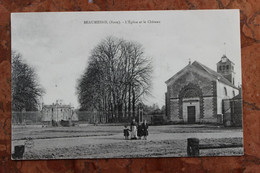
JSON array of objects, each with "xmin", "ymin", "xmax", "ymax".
[{"xmin": 217, "ymin": 55, "xmax": 235, "ymax": 65}]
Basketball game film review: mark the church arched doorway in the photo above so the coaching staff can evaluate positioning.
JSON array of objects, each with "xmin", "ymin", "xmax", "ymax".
[{"xmin": 179, "ymin": 83, "xmax": 203, "ymax": 123}]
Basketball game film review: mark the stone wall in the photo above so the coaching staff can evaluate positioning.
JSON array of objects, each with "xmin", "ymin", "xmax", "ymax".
[
  {"xmin": 202, "ymin": 97, "xmax": 217, "ymax": 123},
  {"xmin": 169, "ymin": 99, "xmax": 180, "ymax": 122}
]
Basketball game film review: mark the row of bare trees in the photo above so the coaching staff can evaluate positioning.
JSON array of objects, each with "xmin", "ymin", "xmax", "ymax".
[
  {"xmin": 77, "ymin": 37, "xmax": 153, "ymax": 122},
  {"xmin": 12, "ymin": 52, "xmax": 45, "ymax": 111}
]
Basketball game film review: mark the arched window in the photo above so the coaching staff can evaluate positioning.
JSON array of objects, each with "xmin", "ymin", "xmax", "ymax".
[{"xmin": 224, "ymin": 87, "xmax": 227, "ymax": 96}]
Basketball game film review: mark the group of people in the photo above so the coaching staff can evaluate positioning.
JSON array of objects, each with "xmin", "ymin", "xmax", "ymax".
[{"xmin": 123, "ymin": 119, "xmax": 149, "ymax": 140}]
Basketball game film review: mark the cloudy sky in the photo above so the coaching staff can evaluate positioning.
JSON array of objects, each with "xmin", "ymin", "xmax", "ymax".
[{"xmin": 11, "ymin": 10, "xmax": 241, "ymax": 108}]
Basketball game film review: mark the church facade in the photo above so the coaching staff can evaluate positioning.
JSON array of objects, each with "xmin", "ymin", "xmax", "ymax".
[{"xmin": 165, "ymin": 55, "xmax": 239, "ymax": 124}]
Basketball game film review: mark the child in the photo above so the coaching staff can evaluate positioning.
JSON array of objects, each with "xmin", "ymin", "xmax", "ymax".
[{"xmin": 123, "ymin": 125, "xmax": 130, "ymax": 140}]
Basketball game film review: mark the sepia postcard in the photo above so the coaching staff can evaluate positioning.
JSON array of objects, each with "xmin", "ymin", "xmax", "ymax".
[{"xmin": 11, "ymin": 10, "xmax": 243, "ymax": 160}]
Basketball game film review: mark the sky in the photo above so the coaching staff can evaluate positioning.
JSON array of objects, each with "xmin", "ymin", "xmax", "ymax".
[{"xmin": 11, "ymin": 10, "xmax": 241, "ymax": 108}]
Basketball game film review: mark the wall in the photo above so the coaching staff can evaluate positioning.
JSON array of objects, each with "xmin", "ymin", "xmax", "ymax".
[
  {"xmin": 216, "ymin": 80, "xmax": 239, "ymax": 114},
  {"xmin": 169, "ymin": 99, "xmax": 180, "ymax": 122},
  {"xmin": 202, "ymin": 97, "xmax": 216, "ymax": 123}
]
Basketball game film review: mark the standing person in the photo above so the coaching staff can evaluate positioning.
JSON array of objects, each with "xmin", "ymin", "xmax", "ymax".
[
  {"xmin": 141, "ymin": 120, "xmax": 149, "ymax": 140},
  {"xmin": 130, "ymin": 119, "xmax": 137, "ymax": 139},
  {"xmin": 123, "ymin": 125, "xmax": 130, "ymax": 140},
  {"xmin": 137, "ymin": 123, "xmax": 143, "ymax": 140}
]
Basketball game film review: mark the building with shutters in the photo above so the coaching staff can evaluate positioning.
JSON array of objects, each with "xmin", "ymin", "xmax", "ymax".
[{"xmin": 41, "ymin": 100, "xmax": 78, "ymax": 123}]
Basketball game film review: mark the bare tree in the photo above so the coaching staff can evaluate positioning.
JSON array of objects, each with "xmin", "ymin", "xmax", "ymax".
[
  {"xmin": 12, "ymin": 52, "xmax": 45, "ymax": 111},
  {"xmin": 76, "ymin": 37, "xmax": 153, "ymax": 122}
]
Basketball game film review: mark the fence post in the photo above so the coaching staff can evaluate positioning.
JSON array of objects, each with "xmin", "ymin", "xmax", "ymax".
[
  {"xmin": 187, "ymin": 138, "xmax": 200, "ymax": 156},
  {"xmin": 12, "ymin": 145, "xmax": 25, "ymax": 159}
]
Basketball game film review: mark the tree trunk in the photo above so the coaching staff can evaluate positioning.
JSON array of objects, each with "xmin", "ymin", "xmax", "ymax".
[
  {"xmin": 128, "ymin": 85, "xmax": 131, "ymax": 118},
  {"xmin": 118, "ymin": 103, "xmax": 123, "ymax": 122},
  {"xmin": 132, "ymin": 86, "xmax": 136, "ymax": 118}
]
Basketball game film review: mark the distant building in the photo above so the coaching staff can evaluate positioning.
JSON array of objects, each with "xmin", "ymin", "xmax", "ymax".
[
  {"xmin": 41, "ymin": 100, "xmax": 78, "ymax": 123},
  {"xmin": 165, "ymin": 55, "xmax": 240, "ymax": 124}
]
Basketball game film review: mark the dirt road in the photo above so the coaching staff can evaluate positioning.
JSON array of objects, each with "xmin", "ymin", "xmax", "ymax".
[{"xmin": 12, "ymin": 124, "xmax": 243, "ymax": 159}]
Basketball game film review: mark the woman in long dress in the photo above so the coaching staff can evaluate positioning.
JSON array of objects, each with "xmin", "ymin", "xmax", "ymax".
[
  {"xmin": 130, "ymin": 119, "xmax": 137, "ymax": 139},
  {"xmin": 141, "ymin": 120, "xmax": 149, "ymax": 140}
]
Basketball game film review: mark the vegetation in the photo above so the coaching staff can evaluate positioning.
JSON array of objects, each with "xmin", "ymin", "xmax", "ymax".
[
  {"xmin": 77, "ymin": 37, "xmax": 153, "ymax": 122},
  {"xmin": 11, "ymin": 52, "xmax": 45, "ymax": 111}
]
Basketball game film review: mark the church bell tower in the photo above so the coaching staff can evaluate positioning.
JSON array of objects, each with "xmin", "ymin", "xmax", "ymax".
[{"xmin": 217, "ymin": 55, "xmax": 236, "ymax": 85}]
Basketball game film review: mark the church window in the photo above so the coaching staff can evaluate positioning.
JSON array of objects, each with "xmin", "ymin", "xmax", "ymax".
[{"xmin": 224, "ymin": 87, "xmax": 227, "ymax": 96}]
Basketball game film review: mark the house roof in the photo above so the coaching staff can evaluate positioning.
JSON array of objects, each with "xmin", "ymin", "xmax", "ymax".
[
  {"xmin": 166, "ymin": 60, "xmax": 238, "ymax": 89},
  {"xmin": 233, "ymin": 88, "xmax": 242, "ymax": 99}
]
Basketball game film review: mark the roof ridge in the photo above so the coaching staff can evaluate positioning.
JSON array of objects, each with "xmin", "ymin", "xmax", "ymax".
[
  {"xmin": 192, "ymin": 60, "xmax": 238, "ymax": 89},
  {"xmin": 193, "ymin": 61, "xmax": 212, "ymax": 74}
]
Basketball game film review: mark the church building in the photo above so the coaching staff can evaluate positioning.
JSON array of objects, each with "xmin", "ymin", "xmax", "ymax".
[{"xmin": 165, "ymin": 55, "xmax": 240, "ymax": 124}]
